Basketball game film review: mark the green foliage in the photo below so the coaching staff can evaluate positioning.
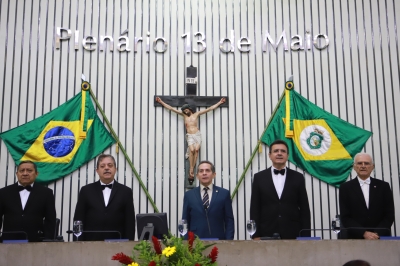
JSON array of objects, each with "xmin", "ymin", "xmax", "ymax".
[{"xmin": 130, "ymin": 234, "xmax": 218, "ymax": 266}]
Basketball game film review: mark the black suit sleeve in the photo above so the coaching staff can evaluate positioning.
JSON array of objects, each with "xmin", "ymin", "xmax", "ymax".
[
  {"xmin": 43, "ymin": 188, "xmax": 57, "ymax": 239},
  {"xmin": 250, "ymin": 173, "xmax": 261, "ymax": 238},
  {"xmin": 375, "ymin": 182, "xmax": 395, "ymax": 236},
  {"xmin": 73, "ymin": 186, "xmax": 87, "ymax": 224},
  {"xmin": 339, "ymin": 182, "xmax": 365, "ymax": 238},
  {"xmin": 124, "ymin": 187, "xmax": 135, "ymax": 240},
  {"xmin": 0, "ymin": 189, "xmax": 4, "ymax": 233},
  {"xmin": 297, "ymin": 174, "xmax": 311, "ymax": 236},
  {"xmin": 223, "ymin": 191, "xmax": 235, "ymax": 240}
]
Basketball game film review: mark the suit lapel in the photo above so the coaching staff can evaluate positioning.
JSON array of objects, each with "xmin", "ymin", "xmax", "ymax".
[
  {"xmin": 266, "ymin": 168, "xmax": 280, "ymax": 200},
  {"xmin": 352, "ymin": 178, "xmax": 368, "ymax": 209},
  {"xmin": 95, "ymin": 181, "xmax": 107, "ymax": 207},
  {"xmin": 23, "ymin": 184, "xmax": 36, "ymax": 211},
  {"xmin": 368, "ymin": 178, "xmax": 377, "ymax": 210},
  {"xmin": 12, "ymin": 183, "xmax": 24, "ymax": 211},
  {"xmin": 194, "ymin": 187, "xmax": 202, "ymax": 207},
  {"xmin": 108, "ymin": 181, "xmax": 119, "ymax": 206},
  {"xmin": 208, "ymin": 186, "xmax": 220, "ymax": 211}
]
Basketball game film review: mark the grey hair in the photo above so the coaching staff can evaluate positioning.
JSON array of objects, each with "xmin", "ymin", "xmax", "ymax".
[{"xmin": 353, "ymin": 153, "xmax": 374, "ymax": 165}]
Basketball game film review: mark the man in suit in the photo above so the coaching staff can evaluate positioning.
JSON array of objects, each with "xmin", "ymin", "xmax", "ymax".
[
  {"xmin": 339, "ymin": 153, "xmax": 394, "ymax": 239},
  {"xmin": 182, "ymin": 160, "xmax": 234, "ymax": 240},
  {"xmin": 0, "ymin": 161, "xmax": 56, "ymax": 242},
  {"xmin": 250, "ymin": 139, "xmax": 311, "ymax": 239},
  {"xmin": 73, "ymin": 154, "xmax": 135, "ymax": 241}
]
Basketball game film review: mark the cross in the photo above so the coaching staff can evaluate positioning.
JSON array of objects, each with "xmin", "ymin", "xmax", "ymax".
[{"xmin": 154, "ymin": 66, "xmax": 228, "ymax": 189}]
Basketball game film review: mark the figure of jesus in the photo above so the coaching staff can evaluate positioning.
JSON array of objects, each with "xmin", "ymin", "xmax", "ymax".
[{"xmin": 156, "ymin": 97, "xmax": 226, "ymax": 182}]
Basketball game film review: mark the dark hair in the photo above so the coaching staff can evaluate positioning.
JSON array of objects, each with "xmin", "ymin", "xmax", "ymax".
[
  {"xmin": 181, "ymin": 104, "xmax": 195, "ymax": 113},
  {"xmin": 17, "ymin": 161, "xmax": 38, "ymax": 173},
  {"xmin": 96, "ymin": 154, "xmax": 116, "ymax": 169},
  {"xmin": 269, "ymin": 139, "xmax": 289, "ymax": 154},
  {"xmin": 342, "ymin": 260, "xmax": 371, "ymax": 266},
  {"xmin": 197, "ymin": 160, "xmax": 215, "ymax": 173}
]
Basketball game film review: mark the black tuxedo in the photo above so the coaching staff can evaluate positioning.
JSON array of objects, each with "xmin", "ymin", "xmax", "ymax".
[
  {"xmin": 73, "ymin": 180, "xmax": 135, "ymax": 241},
  {"xmin": 0, "ymin": 183, "xmax": 56, "ymax": 242},
  {"xmin": 339, "ymin": 177, "xmax": 394, "ymax": 239},
  {"xmin": 250, "ymin": 167, "xmax": 311, "ymax": 239}
]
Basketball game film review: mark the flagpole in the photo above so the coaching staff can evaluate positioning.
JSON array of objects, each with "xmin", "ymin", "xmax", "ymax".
[
  {"xmin": 230, "ymin": 90, "xmax": 286, "ymax": 200},
  {"xmin": 88, "ymin": 89, "xmax": 159, "ymax": 213}
]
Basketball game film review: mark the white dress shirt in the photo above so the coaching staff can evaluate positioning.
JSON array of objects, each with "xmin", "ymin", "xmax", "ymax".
[
  {"xmin": 357, "ymin": 176, "xmax": 371, "ymax": 208},
  {"xmin": 18, "ymin": 182, "xmax": 33, "ymax": 210},
  {"xmin": 100, "ymin": 180, "xmax": 114, "ymax": 206},
  {"xmin": 200, "ymin": 183, "xmax": 213, "ymax": 205},
  {"xmin": 271, "ymin": 167, "xmax": 286, "ymax": 199}
]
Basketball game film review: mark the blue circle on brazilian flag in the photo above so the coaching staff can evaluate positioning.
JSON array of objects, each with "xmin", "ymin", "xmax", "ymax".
[{"xmin": 43, "ymin": 126, "xmax": 76, "ymax": 157}]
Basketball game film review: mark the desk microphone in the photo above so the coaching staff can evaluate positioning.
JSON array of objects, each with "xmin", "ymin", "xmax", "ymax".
[{"xmin": 204, "ymin": 205, "xmax": 211, "ymax": 236}]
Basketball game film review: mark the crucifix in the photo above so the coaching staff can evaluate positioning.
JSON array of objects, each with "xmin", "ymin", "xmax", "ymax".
[{"xmin": 154, "ymin": 66, "xmax": 228, "ymax": 188}]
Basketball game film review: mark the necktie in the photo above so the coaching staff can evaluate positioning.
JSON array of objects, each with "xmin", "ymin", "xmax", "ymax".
[
  {"xmin": 361, "ymin": 181, "xmax": 369, "ymax": 208},
  {"xmin": 101, "ymin": 184, "xmax": 113, "ymax": 190},
  {"xmin": 18, "ymin": 185, "xmax": 32, "ymax": 192},
  {"xmin": 274, "ymin": 168, "xmax": 285, "ymax": 175},
  {"xmin": 203, "ymin": 187, "xmax": 209, "ymax": 209}
]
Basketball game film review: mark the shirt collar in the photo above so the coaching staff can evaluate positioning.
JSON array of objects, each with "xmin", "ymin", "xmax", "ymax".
[
  {"xmin": 18, "ymin": 182, "xmax": 34, "ymax": 187},
  {"xmin": 357, "ymin": 176, "xmax": 371, "ymax": 185},
  {"xmin": 100, "ymin": 180, "xmax": 115, "ymax": 186},
  {"xmin": 200, "ymin": 183, "xmax": 213, "ymax": 191}
]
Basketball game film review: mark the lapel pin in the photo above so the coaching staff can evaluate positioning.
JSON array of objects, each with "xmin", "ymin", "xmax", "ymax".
[{"xmin": 216, "ymin": 190, "xmax": 218, "ymax": 192}]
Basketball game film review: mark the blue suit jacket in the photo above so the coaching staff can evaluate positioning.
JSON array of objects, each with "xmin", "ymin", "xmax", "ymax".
[{"xmin": 182, "ymin": 185, "xmax": 234, "ymax": 240}]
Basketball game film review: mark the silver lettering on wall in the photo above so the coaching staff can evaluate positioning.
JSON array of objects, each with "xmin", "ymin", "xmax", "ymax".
[
  {"xmin": 55, "ymin": 27, "xmax": 329, "ymax": 53},
  {"xmin": 118, "ymin": 29, "xmax": 131, "ymax": 52},
  {"xmin": 194, "ymin": 32, "xmax": 206, "ymax": 53},
  {"xmin": 263, "ymin": 30, "xmax": 289, "ymax": 51},
  {"xmin": 56, "ymin": 28, "xmax": 72, "ymax": 49},
  {"xmin": 238, "ymin": 37, "xmax": 251, "ymax": 52},
  {"xmin": 313, "ymin": 34, "xmax": 329, "ymax": 50},
  {"xmin": 153, "ymin": 37, "xmax": 168, "ymax": 53},
  {"xmin": 82, "ymin": 36, "xmax": 97, "ymax": 51},
  {"xmin": 219, "ymin": 30, "xmax": 235, "ymax": 53},
  {"xmin": 100, "ymin": 36, "xmax": 114, "ymax": 51}
]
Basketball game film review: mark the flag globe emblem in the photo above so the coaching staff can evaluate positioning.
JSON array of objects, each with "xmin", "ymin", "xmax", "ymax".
[
  {"xmin": 300, "ymin": 125, "xmax": 331, "ymax": 156},
  {"xmin": 43, "ymin": 126, "xmax": 76, "ymax": 157}
]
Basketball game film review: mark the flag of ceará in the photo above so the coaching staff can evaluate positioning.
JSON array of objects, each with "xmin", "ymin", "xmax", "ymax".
[
  {"xmin": 0, "ymin": 82, "xmax": 115, "ymax": 183},
  {"xmin": 261, "ymin": 82, "xmax": 372, "ymax": 186}
]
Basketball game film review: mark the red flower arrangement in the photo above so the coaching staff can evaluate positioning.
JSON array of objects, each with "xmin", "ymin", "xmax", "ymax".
[
  {"xmin": 207, "ymin": 246, "xmax": 219, "ymax": 263},
  {"xmin": 112, "ymin": 252, "xmax": 134, "ymax": 265},
  {"xmin": 111, "ymin": 231, "xmax": 218, "ymax": 266},
  {"xmin": 152, "ymin": 236, "xmax": 162, "ymax": 255}
]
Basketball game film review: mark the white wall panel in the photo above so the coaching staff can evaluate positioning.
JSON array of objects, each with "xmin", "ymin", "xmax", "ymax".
[{"xmin": 0, "ymin": 0, "xmax": 399, "ymax": 241}]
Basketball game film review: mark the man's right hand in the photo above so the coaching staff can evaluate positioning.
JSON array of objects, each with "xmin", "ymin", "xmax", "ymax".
[
  {"xmin": 156, "ymin": 97, "xmax": 161, "ymax": 103},
  {"xmin": 363, "ymin": 231, "xmax": 379, "ymax": 240},
  {"xmin": 253, "ymin": 237, "xmax": 260, "ymax": 240}
]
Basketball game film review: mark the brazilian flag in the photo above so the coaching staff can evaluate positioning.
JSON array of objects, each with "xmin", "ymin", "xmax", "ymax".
[
  {"xmin": 0, "ymin": 83, "xmax": 115, "ymax": 183},
  {"xmin": 261, "ymin": 82, "xmax": 372, "ymax": 186}
]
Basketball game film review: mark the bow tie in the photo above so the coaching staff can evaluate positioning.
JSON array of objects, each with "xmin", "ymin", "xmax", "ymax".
[
  {"xmin": 360, "ymin": 179, "xmax": 371, "ymax": 185},
  {"xmin": 18, "ymin": 185, "xmax": 32, "ymax": 192},
  {"xmin": 273, "ymin": 168, "xmax": 286, "ymax": 175},
  {"xmin": 101, "ymin": 184, "xmax": 113, "ymax": 190}
]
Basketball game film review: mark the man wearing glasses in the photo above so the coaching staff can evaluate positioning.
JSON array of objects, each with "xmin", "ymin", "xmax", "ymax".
[{"xmin": 339, "ymin": 153, "xmax": 394, "ymax": 239}]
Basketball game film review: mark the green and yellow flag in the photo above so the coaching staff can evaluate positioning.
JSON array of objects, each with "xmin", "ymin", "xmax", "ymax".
[
  {"xmin": 261, "ymin": 81, "xmax": 372, "ymax": 186},
  {"xmin": 0, "ymin": 82, "xmax": 115, "ymax": 183}
]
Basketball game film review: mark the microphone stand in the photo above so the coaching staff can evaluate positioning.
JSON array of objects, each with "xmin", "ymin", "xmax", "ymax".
[{"xmin": 204, "ymin": 205, "xmax": 211, "ymax": 236}]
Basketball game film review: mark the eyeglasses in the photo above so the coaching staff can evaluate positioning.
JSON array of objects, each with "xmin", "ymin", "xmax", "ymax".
[{"xmin": 355, "ymin": 161, "xmax": 372, "ymax": 166}]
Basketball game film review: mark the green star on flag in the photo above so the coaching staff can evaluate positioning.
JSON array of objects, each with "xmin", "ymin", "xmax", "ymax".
[
  {"xmin": 261, "ymin": 80, "xmax": 372, "ymax": 186},
  {"xmin": 0, "ymin": 81, "xmax": 115, "ymax": 183}
]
